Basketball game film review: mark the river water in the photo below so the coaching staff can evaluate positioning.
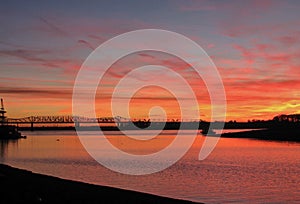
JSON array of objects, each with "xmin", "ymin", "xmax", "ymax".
[{"xmin": 0, "ymin": 130, "xmax": 299, "ymax": 203}]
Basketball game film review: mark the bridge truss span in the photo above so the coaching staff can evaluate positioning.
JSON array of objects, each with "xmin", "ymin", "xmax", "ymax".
[{"xmin": 7, "ymin": 115, "xmax": 129, "ymax": 124}]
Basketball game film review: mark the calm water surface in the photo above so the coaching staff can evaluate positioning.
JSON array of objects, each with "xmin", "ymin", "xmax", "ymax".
[{"xmin": 0, "ymin": 130, "xmax": 299, "ymax": 203}]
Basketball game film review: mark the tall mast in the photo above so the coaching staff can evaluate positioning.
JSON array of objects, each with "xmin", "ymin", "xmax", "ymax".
[
  {"xmin": 1, "ymin": 98, "xmax": 4, "ymax": 110},
  {"xmin": 0, "ymin": 98, "xmax": 7, "ymax": 125}
]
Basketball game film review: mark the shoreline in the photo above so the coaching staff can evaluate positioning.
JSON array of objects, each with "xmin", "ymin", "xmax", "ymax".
[
  {"xmin": 221, "ymin": 128, "xmax": 300, "ymax": 142},
  {"xmin": 0, "ymin": 164, "xmax": 199, "ymax": 204},
  {"xmin": 17, "ymin": 127, "xmax": 299, "ymax": 143}
]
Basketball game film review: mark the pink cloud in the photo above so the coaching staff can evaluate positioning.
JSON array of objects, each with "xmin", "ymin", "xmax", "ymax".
[
  {"xmin": 175, "ymin": 0, "xmax": 232, "ymax": 12},
  {"xmin": 277, "ymin": 36, "xmax": 299, "ymax": 46},
  {"xmin": 233, "ymin": 42, "xmax": 300, "ymax": 69}
]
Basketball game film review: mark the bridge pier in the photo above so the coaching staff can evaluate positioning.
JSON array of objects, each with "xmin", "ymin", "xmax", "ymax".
[
  {"xmin": 30, "ymin": 122, "xmax": 34, "ymax": 131},
  {"xmin": 75, "ymin": 121, "xmax": 80, "ymax": 128}
]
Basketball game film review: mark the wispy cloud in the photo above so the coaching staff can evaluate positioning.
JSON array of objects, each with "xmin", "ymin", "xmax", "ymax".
[
  {"xmin": 0, "ymin": 87, "xmax": 72, "ymax": 97},
  {"xmin": 77, "ymin": 39, "xmax": 95, "ymax": 50},
  {"xmin": 38, "ymin": 16, "xmax": 69, "ymax": 37},
  {"xmin": 0, "ymin": 48, "xmax": 69, "ymax": 68}
]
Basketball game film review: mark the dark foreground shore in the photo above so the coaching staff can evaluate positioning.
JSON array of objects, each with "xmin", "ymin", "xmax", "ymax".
[
  {"xmin": 0, "ymin": 164, "xmax": 199, "ymax": 204},
  {"xmin": 221, "ymin": 128, "xmax": 300, "ymax": 142}
]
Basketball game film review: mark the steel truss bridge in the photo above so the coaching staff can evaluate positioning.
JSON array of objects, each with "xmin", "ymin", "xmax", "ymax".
[
  {"xmin": 6, "ymin": 115, "xmax": 200, "ymax": 129},
  {"xmin": 6, "ymin": 115, "xmax": 130, "ymax": 127},
  {"xmin": 5, "ymin": 115, "xmax": 200, "ymax": 131}
]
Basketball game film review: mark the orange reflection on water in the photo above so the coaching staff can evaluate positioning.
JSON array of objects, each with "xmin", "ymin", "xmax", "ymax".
[{"xmin": 106, "ymin": 131, "xmax": 176, "ymax": 155}]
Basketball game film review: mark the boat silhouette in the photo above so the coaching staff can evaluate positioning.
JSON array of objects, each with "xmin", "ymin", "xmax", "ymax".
[
  {"xmin": 0, "ymin": 98, "xmax": 26, "ymax": 139},
  {"xmin": 201, "ymin": 127, "xmax": 217, "ymax": 136}
]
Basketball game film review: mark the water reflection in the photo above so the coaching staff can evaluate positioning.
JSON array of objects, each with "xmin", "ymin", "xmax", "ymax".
[
  {"xmin": 1, "ymin": 131, "xmax": 299, "ymax": 203},
  {"xmin": 0, "ymin": 139, "xmax": 18, "ymax": 160}
]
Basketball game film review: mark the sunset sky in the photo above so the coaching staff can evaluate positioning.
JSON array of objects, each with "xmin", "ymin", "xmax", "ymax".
[{"xmin": 1, "ymin": 0, "xmax": 300, "ymax": 121}]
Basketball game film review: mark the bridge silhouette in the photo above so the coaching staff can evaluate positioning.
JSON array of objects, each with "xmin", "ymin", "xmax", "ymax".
[
  {"xmin": 6, "ymin": 115, "xmax": 200, "ymax": 130},
  {"xmin": 0, "ymin": 98, "xmax": 201, "ymax": 131},
  {"xmin": 7, "ymin": 115, "xmax": 126, "ymax": 130},
  {"xmin": 5, "ymin": 114, "xmax": 300, "ymax": 131}
]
